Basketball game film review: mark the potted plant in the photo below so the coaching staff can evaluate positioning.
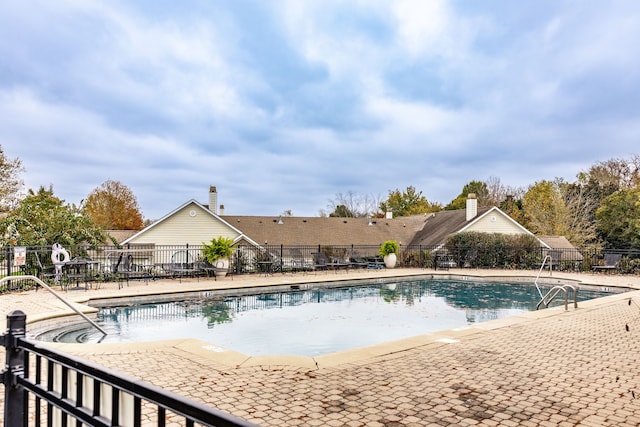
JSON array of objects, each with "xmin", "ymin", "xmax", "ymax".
[
  {"xmin": 379, "ymin": 240, "xmax": 399, "ymax": 268},
  {"xmin": 202, "ymin": 236, "xmax": 234, "ymax": 277}
]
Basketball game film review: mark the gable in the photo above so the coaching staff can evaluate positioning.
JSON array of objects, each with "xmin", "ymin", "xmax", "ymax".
[
  {"xmin": 462, "ymin": 209, "xmax": 530, "ymax": 235},
  {"xmin": 408, "ymin": 206, "xmax": 535, "ymax": 247},
  {"xmin": 124, "ymin": 201, "xmax": 242, "ymax": 246}
]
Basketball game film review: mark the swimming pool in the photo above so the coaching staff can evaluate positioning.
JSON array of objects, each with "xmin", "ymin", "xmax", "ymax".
[{"xmin": 35, "ymin": 279, "xmax": 621, "ymax": 356}]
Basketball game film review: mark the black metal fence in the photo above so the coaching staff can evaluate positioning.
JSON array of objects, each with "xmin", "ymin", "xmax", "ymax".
[
  {"xmin": 2, "ymin": 243, "xmax": 640, "ymax": 292},
  {"xmin": 1, "ymin": 310, "xmax": 258, "ymax": 427}
]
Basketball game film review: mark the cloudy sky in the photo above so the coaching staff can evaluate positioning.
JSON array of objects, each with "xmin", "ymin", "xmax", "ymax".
[{"xmin": 1, "ymin": 1, "xmax": 639, "ymax": 220}]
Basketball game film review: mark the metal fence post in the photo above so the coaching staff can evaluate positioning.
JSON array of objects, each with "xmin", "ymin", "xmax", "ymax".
[
  {"xmin": 3, "ymin": 310, "xmax": 27, "ymax": 427},
  {"xmin": 5, "ymin": 245, "xmax": 12, "ymax": 289}
]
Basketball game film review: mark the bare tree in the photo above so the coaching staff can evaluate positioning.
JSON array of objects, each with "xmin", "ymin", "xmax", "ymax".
[
  {"xmin": 326, "ymin": 191, "xmax": 383, "ymax": 218},
  {"xmin": 485, "ymin": 176, "xmax": 524, "ymax": 207},
  {"xmin": 560, "ymin": 181, "xmax": 599, "ymax": 246},
  {"xmin": 0, "ymin": 146, "xmax": 24, "ymax": 212}
]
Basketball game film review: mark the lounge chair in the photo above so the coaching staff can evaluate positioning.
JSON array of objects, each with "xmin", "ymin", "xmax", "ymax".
[
  {"xmin": 365, "ymin": 256, "xmax": 385, "ymax": 269},
  {"xmin": 592, "ymin": 253, "xmax": 622, "ymax": 273},
  {"xmin": 349, "ymin": 257, "xmax": 369, "ymax": 269},
  {"xmin": 313, "ymin": 253, "xmax": 331, "ymax": 272},
  {"xmin": 289, "ymin": 248, "xmax": 309, "ymax": 273},
  {"xmin": 201, "ymin": 260, "xmax": 232, "ymax": 280},
  {"xmin": 329, "ymin": 256, "xmax": 350, "ymax": 272}
]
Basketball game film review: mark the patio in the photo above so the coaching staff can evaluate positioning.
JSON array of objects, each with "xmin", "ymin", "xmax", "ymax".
[{"xmin": 3, "ymin": 269, "xmax": 640, "ymax": 426}]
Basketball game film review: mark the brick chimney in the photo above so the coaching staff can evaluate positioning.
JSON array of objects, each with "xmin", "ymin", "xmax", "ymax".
[
  {"xmin": 466, "ymin": 193, "xmax": 477, "ymax": 221},
  {"xmin": 209, "ymin": 186, "xmax": 217, "ymax": 214}
]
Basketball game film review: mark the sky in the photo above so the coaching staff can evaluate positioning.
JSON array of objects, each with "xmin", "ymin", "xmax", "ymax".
[{"xmin": 1, "ymin": 1, "xmax": 639, "ymax": 220}]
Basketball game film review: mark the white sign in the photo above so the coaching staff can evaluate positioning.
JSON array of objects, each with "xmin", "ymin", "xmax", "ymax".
[{"xmin": 14, "ymin": 246, "xmax": 26, "ymax": 267}]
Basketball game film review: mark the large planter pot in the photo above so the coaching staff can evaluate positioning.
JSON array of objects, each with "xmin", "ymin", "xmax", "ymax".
[
  {"xmin": 213, "ymin": 258, "xmax": 229, "ymax": 277},
  {"xmin": 383, "ymin": 253, "xmax": 397, "ymax": 269}
]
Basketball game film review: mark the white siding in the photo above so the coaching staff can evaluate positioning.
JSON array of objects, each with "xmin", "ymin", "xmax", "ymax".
[
  {"xmin": 128, "ymin": 203, "xmax": 240, "ymax": 245},
  {"xmin": 465, "ymin": 211, "xmax": 527, "ymax": 235}
]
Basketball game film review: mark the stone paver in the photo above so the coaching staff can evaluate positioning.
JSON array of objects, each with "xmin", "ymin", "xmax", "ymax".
[{"xmin": 2, "ymin": 269, "xmax": 640, "ymax": 426}]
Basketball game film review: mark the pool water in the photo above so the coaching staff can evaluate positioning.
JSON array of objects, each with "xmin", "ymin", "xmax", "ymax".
[{"xmin": 36, "ymin": 280, "xmax": 620, "ymax": 356}]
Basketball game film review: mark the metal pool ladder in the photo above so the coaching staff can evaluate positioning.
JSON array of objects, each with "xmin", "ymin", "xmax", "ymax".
[{"xmin": 534, "ymin": 255, "xmax": 578, "ymax": 310}]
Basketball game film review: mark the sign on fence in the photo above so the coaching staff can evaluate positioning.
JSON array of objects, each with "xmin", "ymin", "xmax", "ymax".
[{"xmin": 14, "ymin": 246, "xmax": 26, "ymax": 267}]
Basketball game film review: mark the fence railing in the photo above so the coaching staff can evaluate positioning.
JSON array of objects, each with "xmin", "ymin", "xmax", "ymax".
[
  {"xmin": 1, "ymin": 310, "xmax": 258, "ymax": 427},
  {"xmin": 2, "ymin": 243, "xmax": 639, "ymax": 292}
]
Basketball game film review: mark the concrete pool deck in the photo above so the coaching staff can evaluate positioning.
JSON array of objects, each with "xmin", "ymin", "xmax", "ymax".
[{"xmin": 3, "ymin": 268, "xmax": 640, "ymax": 425}]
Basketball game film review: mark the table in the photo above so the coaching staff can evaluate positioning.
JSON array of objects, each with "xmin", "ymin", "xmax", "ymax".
[
  {"xmin": 63, "ymin": 259, "xmax": 100, "ymax": 290},
  {"xmin": 258, "ymin": 261, "xmax": 274, "ymax": 276}
]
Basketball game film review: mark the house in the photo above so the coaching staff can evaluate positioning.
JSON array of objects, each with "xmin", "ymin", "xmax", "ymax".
[
  {"xmin": 122, "ymin": 188, "xmax": 576, "ymax": 262},
  {"xmin": 407, "ymin": 195, "xmax": 537, "ymax": 248},
  {"xmin": 122, "ymin": 188, "xmax": 258, "ymax": 248}
]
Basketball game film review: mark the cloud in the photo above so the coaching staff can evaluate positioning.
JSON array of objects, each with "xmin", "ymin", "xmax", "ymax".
[{"xmin": 1, "ymin": 1, "xmax": 639, "ymax": 220}]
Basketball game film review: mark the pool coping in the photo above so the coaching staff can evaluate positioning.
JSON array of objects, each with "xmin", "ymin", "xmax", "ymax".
[{"xmin": 28, "ymin": 270, "xmax": 640, "ymax": 369}]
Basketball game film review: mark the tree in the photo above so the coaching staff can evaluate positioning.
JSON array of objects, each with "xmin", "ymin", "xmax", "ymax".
[
  {"xmin": 558, "ymin": 180, "xmax": 599, "ymax": 246},
  {"xmin": 521, "ymin": 180, "xmax": 566, "ymax": 236},
  {"xmin": 324, "ymin": 191, "xmax": 382, "ymax": 218},
  {"xmin": 379, "ymin": 186, "xmax": 441, "ymax": 217},
  {"xmin": 595, "ymin": 187, "xmax": 640, "ymax": 249},
  {"xmin": 84, "ymin": 180, "xmax": 144, "ymax": 230},
  {"xmin": 445, "ymin": 180, "xmax": 490, "ymax": 210},
  {"xmin": 329, "ymin": 204, "xmax": 356, "ymax": 218},
  {"xmin": 499, "ymin": 194, "xmax": 525, "ymax": 225},
  {"xmin": 0, "ymin": 186, "xmax": 105, "ymax": 246},
  {"xmin": 485, "ymin": 176, "xmax": 524, "ymax": 207},
  {"xmin": 521, "ymin": 179, "xmax": 598, "ymax": 246},
  {"xmin": 0, "ymin": 145, "xmax": 25, "ymax": 212}
]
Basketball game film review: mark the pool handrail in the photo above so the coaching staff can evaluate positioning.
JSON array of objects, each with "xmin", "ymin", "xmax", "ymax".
[
  {"xmin": 536, "ymin": 284, "xmax": 578, "ymax": 311},
  {"xmin": 0, "ymin": 275, "xmax": 107, "ymax": 336},
  {"xmin": 534, "ymin": 255, "xmax": 553, "ymax": 299}
]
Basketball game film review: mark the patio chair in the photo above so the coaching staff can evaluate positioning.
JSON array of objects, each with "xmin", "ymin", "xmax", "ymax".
[
  {"xmin": 34, "ymin": 251, "xmax": 60, "ymax": 288},
  {"xmin": 119, "ymin": 253, "xmax": 142, "ymax": 284},
  {"xmin": 592, "ymin": 253, "xmax": 622, "ymax": 273},
  {"xmin": 106, "ymin": 253, "xmax": 126, "ymax": 289}
]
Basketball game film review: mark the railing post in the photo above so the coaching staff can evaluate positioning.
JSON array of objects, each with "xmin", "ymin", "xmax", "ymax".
[
  {"xmin": 3, "ymin": 310, "xmax": 27, "ymax": 427},
  {"xmin": 5, "ymin": 245, "xmax": 12, "ymax": 289}
]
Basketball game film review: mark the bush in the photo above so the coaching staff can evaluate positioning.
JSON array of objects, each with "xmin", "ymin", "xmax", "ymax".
[
  {"xmin": 202, "ymin": 236, "xmax": 234, "ymax": 264},
  {"xmin": 618, "ymin": 257, "xmax": 640, "ymax": 274},
  {"xmin": 380, "ymin": 240, "xmax": 400, "ymax": 257},
  {"xmin": 444, "ymin": 232, "xmax": 540, "ymax": 269}
]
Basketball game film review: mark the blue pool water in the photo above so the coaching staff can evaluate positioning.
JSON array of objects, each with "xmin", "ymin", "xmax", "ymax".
[{"xmin": 36, "ymin": 279, "xmax": 621, "ymax": 356}]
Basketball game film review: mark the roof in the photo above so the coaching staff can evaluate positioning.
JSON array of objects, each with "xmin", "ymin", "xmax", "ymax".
[
  {"xmin": 407, "ymin": 207, "xmax": 492, "ymax": 247},
  {"xmin": 220, "ymin": 215, "xmax": 425, "ymax": 247},
  {"xmin": 537, "ymin": 235, "xmax": 583, "ymax": 261},
  {"xmin": 104, "ymin": 230, "xmax": 138, "ymax": 245},
  {"xmin": 537, "ymin": 235, "xmax": 576, "ymax": 250}
]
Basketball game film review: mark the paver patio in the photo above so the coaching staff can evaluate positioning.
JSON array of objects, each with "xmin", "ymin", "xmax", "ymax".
[{"xmin": 2, "ymin": 269, "xmax": 640, "ymax": 426}]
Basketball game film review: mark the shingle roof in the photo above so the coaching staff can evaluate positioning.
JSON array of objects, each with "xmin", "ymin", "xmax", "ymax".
[
  {"xmin": 221, "ymin": 215, "xmax": 425, "ymax": 247},
  {"xmin": 537, "ymin": 235, "xmax": 576, "ymax": 250},
  {"xmin": 407, "ymin": 207, "xmax": 492, "ymax": 247},
  {"xmin": 105, "ymin": 230, "xmax": 138, "ymax": 245}
]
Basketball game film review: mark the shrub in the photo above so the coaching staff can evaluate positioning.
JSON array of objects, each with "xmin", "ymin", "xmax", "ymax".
[
  {"xmin": 444, "ymin": 232, "xmax": 540, "ymax": 269},
  {"xmin": 202, "ymin": 236, "xmax": 234, "ymax": 264},
  {"xmin": 379, "ymin": 240, "xmax": 400, "ymax": 257}
]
